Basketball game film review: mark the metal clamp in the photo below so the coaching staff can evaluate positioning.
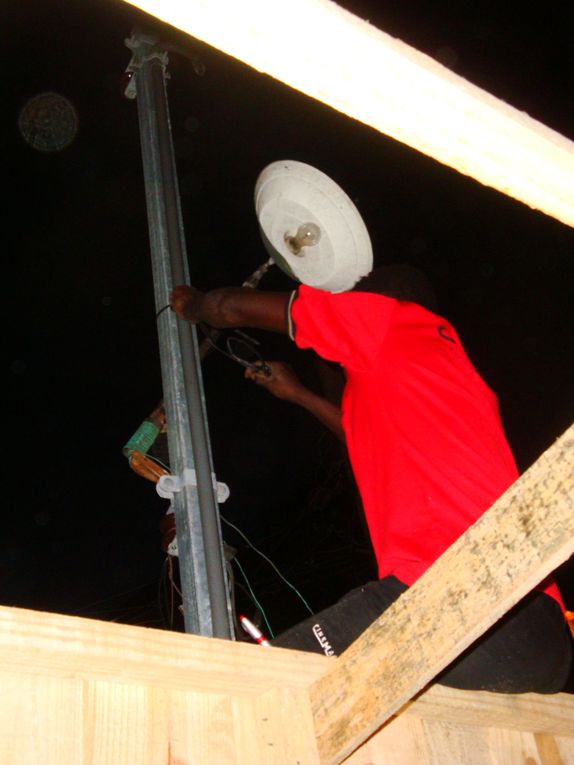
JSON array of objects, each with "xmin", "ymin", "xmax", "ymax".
[
  {"xmin": 124, "ymin": 33, "xmax": 170, "ymax": 100},
  {"xmin": 157, "ymin": 469, "xmax": 230, "ymax": 504}
]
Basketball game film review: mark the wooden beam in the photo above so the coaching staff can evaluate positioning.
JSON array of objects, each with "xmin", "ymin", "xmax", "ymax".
[
  {"xmin": 1, "ymin": 605, "xmax": 572, "ymax": 737},
  {"xmin": 2, "ymin": 603, "xmax": 573, "ymax": 732},
  {"xmin": 400, "ymin": 685, "xmax": 574, "ymax": 737},
  {"xmin": 123, "ymin": 0, "xmax": 574, "ymax": 227},
  {"xmin": 343, "ymin": 713, "xmax": 574, "ymax": 765},
  {"xmin": 0, "ymin": 604, "xmax": 327, "ymax": 696},
  {"xmin": 1, "ymin": 605, "xmax": 572, "ymax": 763},
  {"xmin": 310, "ymin": 422, "xmax": 574, "ymax": 765}
]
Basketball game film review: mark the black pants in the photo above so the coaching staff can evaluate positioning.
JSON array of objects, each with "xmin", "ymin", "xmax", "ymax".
[{"xmin": 273, "ymin": 576, "xmax": 573, "ymax": 693}]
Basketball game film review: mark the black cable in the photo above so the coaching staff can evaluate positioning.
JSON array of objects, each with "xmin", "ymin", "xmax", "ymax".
[
  {"xmin": 156, "ymin": 303, "xmax": 171, "ymax": 319},
  {"xmin": 198, "ymin": 322, "xmax": 272, "ymax": 377}
]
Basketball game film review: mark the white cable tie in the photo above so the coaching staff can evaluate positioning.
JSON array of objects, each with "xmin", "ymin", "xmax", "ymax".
[{"xmin": 156, "ymin": 469, "xmax": 230, "ymax": 503}]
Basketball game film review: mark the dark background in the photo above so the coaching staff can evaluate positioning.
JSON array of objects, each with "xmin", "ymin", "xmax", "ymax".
[{"xmin": 3, "ymin": 0, "xmax": 573, "ymax": 642}]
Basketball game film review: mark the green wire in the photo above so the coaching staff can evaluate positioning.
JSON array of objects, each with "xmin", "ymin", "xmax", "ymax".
[
  {"xmin": 136, "ymin": 454, "xmax": 314, "ymax": 625},
  {"xmin": 233, "ymin": 557, "xmax": 275, "ymax": 639},
  {"xmin": 221, "ymin": 515, "xmax": 314, "ymax": 616}
]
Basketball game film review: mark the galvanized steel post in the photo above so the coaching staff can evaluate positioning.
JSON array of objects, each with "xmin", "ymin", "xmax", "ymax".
[{"xmin": 125, "ymin": 32, "xmax": 233, "ymax": 638}]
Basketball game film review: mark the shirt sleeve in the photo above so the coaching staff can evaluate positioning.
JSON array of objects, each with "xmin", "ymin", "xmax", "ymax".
[{"xmin": 290, "ymin": 285, "xmax": 396, "ymax": 369}]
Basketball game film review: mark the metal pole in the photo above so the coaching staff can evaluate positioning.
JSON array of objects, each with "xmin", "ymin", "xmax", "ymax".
[{"xmin": 125, "ymin": 32, "xmax": 233, "ymax": 639}]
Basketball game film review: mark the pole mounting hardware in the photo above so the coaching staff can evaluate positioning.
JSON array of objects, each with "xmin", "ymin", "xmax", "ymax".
[
  {"xmin": 157, "ymin": 469, "xmax": 230, "ymax": 504},
  {"xmin": 124, "ymin": 33, "xmax": 169, "ymax": 100}
]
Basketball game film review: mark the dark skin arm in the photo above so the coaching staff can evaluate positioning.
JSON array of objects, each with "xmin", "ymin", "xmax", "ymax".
[
  {"xmin": 245, "ymin": 361, "xmax": 345, "ymax": 443},
  {"xmin": 170, "ymin": 285, "xmax": 290, "ymax": 334},
  {"xmin": 171, "ymin": 285, "xmax": 345, "ymax": 442}
]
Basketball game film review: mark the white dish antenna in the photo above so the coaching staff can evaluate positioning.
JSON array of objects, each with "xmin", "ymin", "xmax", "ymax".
[{"xmin": 254, "ymin": 160, "xmax": 373, "ymax": 293}]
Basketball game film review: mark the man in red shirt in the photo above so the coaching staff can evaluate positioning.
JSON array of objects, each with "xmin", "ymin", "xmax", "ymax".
[{"xmin": 171, "ymin": 266, "xmax": 572, "ymax": 692}]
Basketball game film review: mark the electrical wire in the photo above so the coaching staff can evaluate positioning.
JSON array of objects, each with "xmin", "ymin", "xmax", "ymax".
[
  {"xmin": 197, "ymin": 322, "xmax": 272, "ymax": 377},
  {"xmin": 221, "ymin": 514, "xmax": 314, "ymax": 616},
  {"xmin": 148, "ymin": 449, "xmax": 314, "ymax": 618},
  {"xmin": 158, "ymin": 557, "xmax": 170, "ymax": 627},
  {"xmin": 140, "ymin": 359, "xmax": 315, "ymax": 625},
  {"xmin": 232, "ymin": 557, "xmax": 275, "ymax": 639},
  {"xmin": 156, "ymin": 304, "xmax": 171, "ymax": 319},
  {"xmin": 143, "ymin": 452, "xmax": 170, "ymax": 473},
  {"xmin": 72, "ymin": 580, "xmax": 162, "ymax": 616}
]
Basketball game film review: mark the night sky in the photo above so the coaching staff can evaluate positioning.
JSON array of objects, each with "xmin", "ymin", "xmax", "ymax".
[{"xmin": 4, "ymin": 0, "xmax": 573, "ymax": 644}]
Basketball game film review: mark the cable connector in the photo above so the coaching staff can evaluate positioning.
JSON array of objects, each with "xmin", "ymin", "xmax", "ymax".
[{"xmin": 156, "ymin": 469, "xmax": 230, "ymax": 503}]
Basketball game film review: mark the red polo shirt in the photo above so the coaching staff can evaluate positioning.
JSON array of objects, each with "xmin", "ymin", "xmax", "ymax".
[{"xmin": 290, "ymin": 285, "xmax": 562, "ymax": 606}]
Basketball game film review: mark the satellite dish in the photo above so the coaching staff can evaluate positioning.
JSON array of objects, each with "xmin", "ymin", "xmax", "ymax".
[{"xmin": 254, "ymin": 160, "xmax": 373, "ymax": 293}]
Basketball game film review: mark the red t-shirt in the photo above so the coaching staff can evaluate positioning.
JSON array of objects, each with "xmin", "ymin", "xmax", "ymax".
[{"xmin": 291, "ymin": 285, "xmax": 562, "ymax": 606}]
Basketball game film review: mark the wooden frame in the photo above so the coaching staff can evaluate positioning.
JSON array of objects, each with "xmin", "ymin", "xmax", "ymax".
[
  {"xmin": 5, "ymin": 3, "xmax": 573, "ymax": 760},
  {"xmin": 1, "ymin": 605, "xmax": 573, "ymax": 764},
  {"xmin": 2, "ymin": 423, "xmax": 573, "ymax": 763}
]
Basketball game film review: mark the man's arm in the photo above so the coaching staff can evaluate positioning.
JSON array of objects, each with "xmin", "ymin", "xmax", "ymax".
[
  {"xmin": 170, "ymin": 285, "xmax": 291, "ymax": 334},
  {"xmin": 171, "ymin": 287, "xmax": 345, "ymax": 440},
  {"xmin": 245, "ymin": 362, "xmax": 345, "ymax": 443}
]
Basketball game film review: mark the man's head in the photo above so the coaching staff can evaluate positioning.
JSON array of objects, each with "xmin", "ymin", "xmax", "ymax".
[{"xmin": 353, "ymin": 264, "xmax": 438, "ymax": 313}]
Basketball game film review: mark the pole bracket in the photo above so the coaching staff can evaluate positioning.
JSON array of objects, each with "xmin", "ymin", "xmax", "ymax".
[
  {"xmin": 157, "ymin": 469, "xmax": 230, "ymax": 504},
  {"xmin": 124, "ymin": 33, "xmax": 169, "ymax": 99}
]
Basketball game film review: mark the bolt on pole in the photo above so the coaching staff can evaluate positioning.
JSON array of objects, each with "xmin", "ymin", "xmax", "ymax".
[{"xmin": 125, "ymin": 32, "xmax": 233, "ymax": 639}]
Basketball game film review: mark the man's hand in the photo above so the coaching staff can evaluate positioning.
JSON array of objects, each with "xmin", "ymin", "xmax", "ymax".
[
  {"xmin": 246, "ymin": 361, "xmax": 345, "ymax": 442},
  {"xmin": 245, "ymin": 361, "xmax": 305, "ymax": 403},
  {"xmin": 170, "ymin": 285, "xmax": 204, "ymax": 322}
]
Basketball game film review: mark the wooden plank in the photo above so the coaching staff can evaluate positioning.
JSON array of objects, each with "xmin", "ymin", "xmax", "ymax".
[
  {"xmin": 343, "ymin": 716, "xmax": 432, "ymax": 765},
  {"xmin": 5, "ymin": 670, "xmax": 570, "ymax": 765},
  {"xmin": 83, "ymin": 681, "xmax": 154, "ymax": 763},
  {"xmin": 163, "ymin": 689, "xmax": 236, "ymax": 765},
  {"xmin": 0, "ymin": 670, "xmax": 239, "ymax": 765},
  {"xmin": 343, "ymin": 716, "xmax": 574, "ymax": 765},
  {"xmin": 0, "ymin": 672, "xmax": 83, "ymax": 765},
  {"xmin": 533, "ymin": 733, "xmax": 574, "ymax": 765},
  {"xmin": 554, "ymin": 737, "xmax": 574, "ymax": 765},
  {"xmin": 123, "ymin": 0, "xmax": 574, "ymax": 227},
  {"xmin": 1, "ymin": 610, "xmax": 572, "ymax": 764},
  {"xmin": 487, "ymin": 728, "xmax": 557, "ymax": 765},
  {"xmin": 1, "ymin": 604, "xmax": 572, "ymax": 734},
  {"xmin": 310, "ymin": 423, "xmax": 574, "ymax": 765},
  {"xmin": 0, "ymin": 667, "xmax": 318, "ymax": 765},
  {"xmin": 400, "ymin": 685, "xmax": 574, "ymax": 737},
  {"xmin": 0, "ymin": 603, "xmax": 327, "ymax": 696},
  {"xmin": 422, "ymin": 720, "xmax": 494, "ymax": 765},
  {"xmin": 232, "ymin": 689, "xmax": 320, "ymax": 765}
]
